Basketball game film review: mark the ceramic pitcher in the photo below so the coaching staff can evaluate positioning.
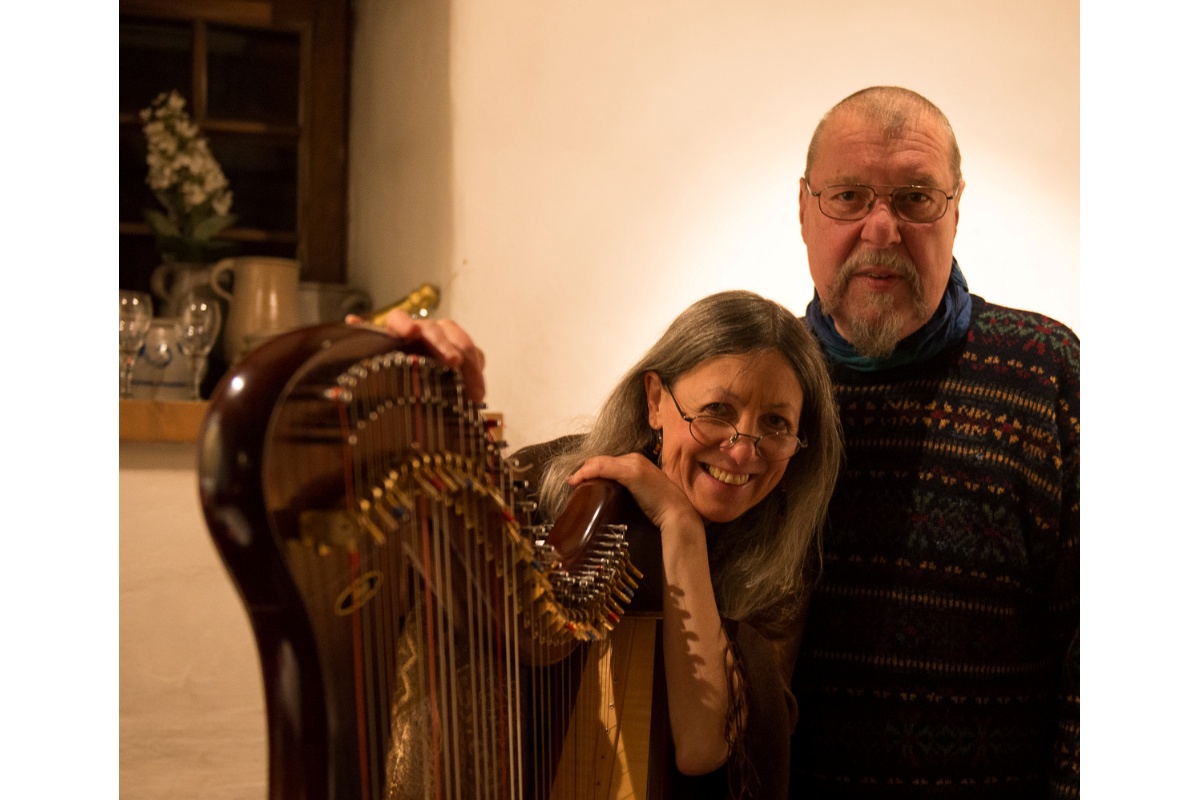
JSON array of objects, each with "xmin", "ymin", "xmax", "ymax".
[
  {"xmin": 210, "ymin": 256, "xmax": 300, "ymax": 363},
  {"xmin": 150, "ymin": 261, "xmax": 216, "ymax": 317}
]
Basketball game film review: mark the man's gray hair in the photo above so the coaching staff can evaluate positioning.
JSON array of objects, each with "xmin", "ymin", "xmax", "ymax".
[{"xmin": 805, "ymin": 86, "xmax": 962, "ymax": 188}]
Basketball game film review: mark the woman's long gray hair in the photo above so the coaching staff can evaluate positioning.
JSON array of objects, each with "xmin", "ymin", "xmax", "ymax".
[{"xmin": 537, "ymin": 290, "xmax": 842, "ymax": 626}]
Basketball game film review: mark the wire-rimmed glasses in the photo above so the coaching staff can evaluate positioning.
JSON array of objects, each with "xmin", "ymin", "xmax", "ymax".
[
  {"xmin": 807, "ymin": 182, "xmax": 958, "ymax": 223},
  {"xmin": 663, "ymin": 386, "xmax": 806, "ymax": 461},
  {"xmin": 119, "ymin": 290, "xmax": 154, "ymax": 398}
]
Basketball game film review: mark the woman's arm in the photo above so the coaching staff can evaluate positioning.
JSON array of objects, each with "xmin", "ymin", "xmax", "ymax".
[{"xmin": 569, "ymin": 454, "xmax": 742, "ymax": 776}]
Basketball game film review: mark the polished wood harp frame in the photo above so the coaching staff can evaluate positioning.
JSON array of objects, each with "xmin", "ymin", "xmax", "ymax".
[{"xmin": 198, "ymin": 324, "xmax": 654, "ymax": 800}]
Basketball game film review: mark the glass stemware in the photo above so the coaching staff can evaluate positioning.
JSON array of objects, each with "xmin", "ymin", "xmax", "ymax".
[
  {"xmin": 174, "ymin": 292, "xmax": 223, "ymax": 400},
  {"xmin": 119, "ymin": 290, "xmax": 154, "ymax": 398}
]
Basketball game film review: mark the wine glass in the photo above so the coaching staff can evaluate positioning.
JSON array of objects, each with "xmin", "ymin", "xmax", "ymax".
[
  {"xmin": 174, "ymin": 292, "xmax": 223, "ymax": 400},
  {"xmin": 120, "ymin": 290, "xmax": 154, "ymax": 398}
]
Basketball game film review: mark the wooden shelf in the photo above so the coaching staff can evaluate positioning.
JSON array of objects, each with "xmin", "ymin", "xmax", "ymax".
[{"xmin": 120, "ymin": 399, "xmax": 210, "ymax": 442}]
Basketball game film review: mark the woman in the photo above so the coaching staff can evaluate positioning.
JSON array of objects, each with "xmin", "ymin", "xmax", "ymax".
[{"xmin": 507, "ymin": 289, "xmax": 842, "ymax": 798}]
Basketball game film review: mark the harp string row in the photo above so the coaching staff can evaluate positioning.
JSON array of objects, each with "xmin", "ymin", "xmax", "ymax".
[{"xmin": 309, "ymin": 348, "xmax": 644, "ymax": 798}]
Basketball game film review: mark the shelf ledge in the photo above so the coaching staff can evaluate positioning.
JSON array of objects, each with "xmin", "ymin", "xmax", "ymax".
[{"xmin": 120, "ymin": 399, "xmax": 209, "ymax": 443}]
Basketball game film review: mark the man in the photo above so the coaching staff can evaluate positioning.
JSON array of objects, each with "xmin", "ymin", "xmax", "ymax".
[{"xmin": 788, "ymin": 86, "xmax": 1079, "ymax": 798}]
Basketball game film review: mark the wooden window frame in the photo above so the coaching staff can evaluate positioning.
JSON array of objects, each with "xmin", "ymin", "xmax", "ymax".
[{"xmin": 119, "ymin": 0, "xmax": 349, "ymax": 283}]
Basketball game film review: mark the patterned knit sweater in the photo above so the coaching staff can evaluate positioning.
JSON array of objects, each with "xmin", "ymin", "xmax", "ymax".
[{"xmin": 789, "ymin": 297, "xmax": 1080, "ymax": 798}]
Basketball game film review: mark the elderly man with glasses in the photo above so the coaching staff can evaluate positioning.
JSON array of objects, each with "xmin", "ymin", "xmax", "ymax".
[{"xmin": 787, "ymin": 86, "xmax": 1080, "ymax": 799}]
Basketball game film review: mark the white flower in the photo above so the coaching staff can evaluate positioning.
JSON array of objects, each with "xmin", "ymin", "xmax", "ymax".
[{"xmin": 140, "ymin": 90, "xmax": 235, "ymax": 254}]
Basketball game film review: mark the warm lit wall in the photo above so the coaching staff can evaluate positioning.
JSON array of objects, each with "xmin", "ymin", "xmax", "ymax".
[
  {"xmin": 349, "ymin": 0, "xmax": 1080, "ymax": 452},
  {"xmin": 119, "ymin": 442, "xmax": 265, "ymax": 799}
]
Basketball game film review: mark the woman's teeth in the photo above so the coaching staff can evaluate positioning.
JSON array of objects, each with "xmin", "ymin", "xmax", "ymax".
[{"xmin": 706, "ymin": 465, "xmax": 749, "ymax": 485}]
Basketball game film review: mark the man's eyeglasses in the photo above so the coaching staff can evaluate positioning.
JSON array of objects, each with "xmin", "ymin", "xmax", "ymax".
[
  {"xmin": 808, "ymin": 182, "xmax": 958, "ymax": 224},
  {"xmin": 664, "ymin": 386, "xmax": 806, "ymax": 462}
]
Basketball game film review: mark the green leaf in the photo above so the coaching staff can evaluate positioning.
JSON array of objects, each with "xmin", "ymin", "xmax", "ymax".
[
  {"xmin": 191, "ymin": 213, "xmax": 237, "ymax": 241},
  {"xmin": 152, "ymin": 191, "xmax": 185, "ymax": 219},
  {"xmin": 143, "ymin": 209, "xmax": 180, "ymax": 238}
]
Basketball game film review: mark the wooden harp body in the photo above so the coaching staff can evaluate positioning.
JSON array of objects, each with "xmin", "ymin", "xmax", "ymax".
[{"xmin": 198, "ymin": 324, "xmax": 660, "ymax": 800}]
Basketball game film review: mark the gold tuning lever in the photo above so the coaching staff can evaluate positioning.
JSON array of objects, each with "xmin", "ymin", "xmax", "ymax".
[{"xmin": 366, "ymin": 283, "xmax": 441, "ymax": 325}]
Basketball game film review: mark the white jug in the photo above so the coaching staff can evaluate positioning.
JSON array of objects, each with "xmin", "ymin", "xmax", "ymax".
[{"xmin": 210, "ymin": 256, "xmax": 300, "ymax": 363}]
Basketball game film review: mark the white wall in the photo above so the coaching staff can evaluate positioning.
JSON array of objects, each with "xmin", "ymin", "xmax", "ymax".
[
  {"xmin": 348, "ymin": 1, "xmax": 1079, "ymax": 451},
  {"xmin": 120, "ymin": 443, "xmax": 265, "ymax": 799}
]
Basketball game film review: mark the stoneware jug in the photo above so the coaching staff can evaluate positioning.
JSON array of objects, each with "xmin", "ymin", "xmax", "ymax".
[
  {"xmin": 150, "ymin": 261, "xmax": 217, "ymax": 317},
  {"xmin": 210, "ymin": 256, "xmax": 300, "ymax": 363}
]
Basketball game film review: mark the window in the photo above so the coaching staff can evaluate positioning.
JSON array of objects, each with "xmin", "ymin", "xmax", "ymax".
[{"xmin": 119, "ymin": 0, "xmax": 349, "ymax": 296}]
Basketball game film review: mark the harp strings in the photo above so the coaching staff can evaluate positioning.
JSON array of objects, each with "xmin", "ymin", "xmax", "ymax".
[
  {"xmin": 330, "ymin": 349, "xmax": 638, "ymax": 800},
  {"xmin": 363, "ymin": 353, "xmax": 524, "ymax": 799},
  {"xmin": 340, "ymin": 364, "xmax": 371, "ymax": 800}
]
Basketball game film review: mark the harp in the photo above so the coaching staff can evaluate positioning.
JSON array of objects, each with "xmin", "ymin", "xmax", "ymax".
[{"xmin": 198, "ymin": 323, "xmax": 664, "ymax": 800}]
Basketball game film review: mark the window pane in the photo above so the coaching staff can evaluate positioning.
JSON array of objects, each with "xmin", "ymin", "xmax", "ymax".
[
  {"xmin": 120, "ymin": 18, "xmax": 192, "ymax": 115},
  {"xmin": 120, "ymin": 124, "xmax": 157, "ymax": 224},
  {"xmin": 208, "ymin": 25, "xmax": 300, "ymax": 124},
  {"xmin": 120, "ymin": 233, "xmax": 163, "ymax": 302},
  {"xmin": 209, "ymin": 133, "xmax": 299, "ymax": 231}
]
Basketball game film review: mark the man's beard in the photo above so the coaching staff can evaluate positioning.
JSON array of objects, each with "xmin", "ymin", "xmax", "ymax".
[{"xmin": 819, "ymin": 250, "xmax": 933, "ymax": 359}]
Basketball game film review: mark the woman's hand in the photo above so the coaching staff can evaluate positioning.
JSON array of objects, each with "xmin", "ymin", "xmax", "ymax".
[
  {"xmin": 568, "ymin": 453, "xmax": 702, "ymax": 536},
  {"xmin": 346, "ymin": 311, "xmax": 487, "ymax": 403}
]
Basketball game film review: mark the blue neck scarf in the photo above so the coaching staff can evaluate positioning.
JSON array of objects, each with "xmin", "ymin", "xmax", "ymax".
[{"xmin": 805, "ymin": 258, "xmax": 972, "ymax": 372}]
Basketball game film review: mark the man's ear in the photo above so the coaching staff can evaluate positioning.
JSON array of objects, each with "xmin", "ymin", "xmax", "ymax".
[
  {"xmin": 952, "ymin": 178, "xmax": 965, "ymax": 233},
  {"xmin": 798, "ymin": 177, "xmax": 811, "ymax": 245},
  {"xmin": 644, "ymin": 372, "xmax": 664, "ymax": 430}
]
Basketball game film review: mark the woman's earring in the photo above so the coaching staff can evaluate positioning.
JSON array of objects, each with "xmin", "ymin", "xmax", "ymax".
[{"xmin": 652, "ymin": 428, "xmax": 663, "ymax": 457}]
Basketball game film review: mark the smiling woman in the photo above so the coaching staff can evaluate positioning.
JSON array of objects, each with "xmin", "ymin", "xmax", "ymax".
[
  {"xmin": 510, "ymin": 289, "xmax": 843, "ymax": 798},
  {"xmin": 645, "ymin": 352, "xmax": 803, "ymax": 524}
]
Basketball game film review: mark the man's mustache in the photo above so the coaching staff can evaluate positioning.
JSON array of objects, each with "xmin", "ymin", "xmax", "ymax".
[{"xmin": 835, "ymin": 250, "xmax": 922, "ymax": 290}]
